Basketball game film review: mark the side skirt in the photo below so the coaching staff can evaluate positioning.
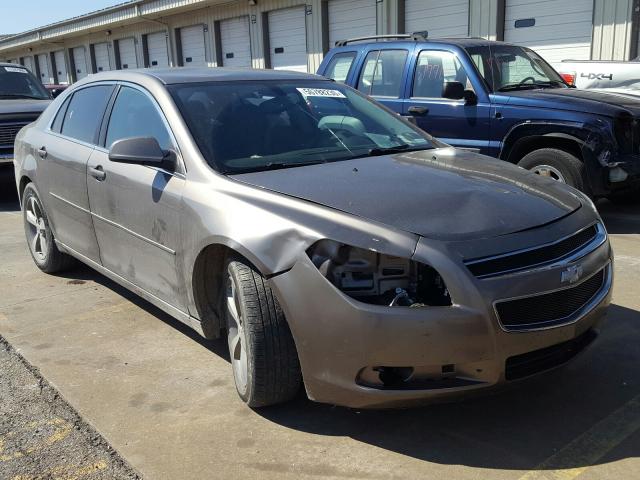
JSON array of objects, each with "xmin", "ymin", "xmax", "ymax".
[{"xmin": 55, "ymin": 240, "xmax": 206, "ymax": 338}]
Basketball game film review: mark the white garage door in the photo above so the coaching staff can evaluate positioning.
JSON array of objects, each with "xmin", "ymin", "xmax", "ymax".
[
  {"xmin": 504, "ymin": 0, "xmax": 593, "ymax": 63},
  {"xmin": 180, "ymin": 25, "xmax": 206, "ymax": 66},
  {"xmin": 54, "ymin": 51, "xmax": 69, "ymax": 84},
  {"xmin": 37, "ymin": 54, "xmax": 53, "ymax": 84},
  {"xmin": 94, "ymin": 43, "xmax": 111, "ymax": 72},
  {"xmin": 220, "ymin": 16, "xmax": 252, "ymax": 67},
  {"xmin": 147, "ymin": 32, "xmax": 169, "ymax": 68},
  {"xmin": 72, "ymin": 47, "xmax": 88, "ymax": 80},
  {"xmin": 22, "ymin": 56, "xmax": 35, "ymax": 73},
  {"xmin": 405, "ymin": 0, "xmax": 469, "ymax": 38},
  {"xmin": 118, "ymin": 38, "xmax": 138, "ymax": 69},
  {"xmin": 268, "ymin": 7, "xmax": 307, "ymax": 72},
  {"xmin": 328, "ymin": 0, "xmax": 377, "ymax": 47}
]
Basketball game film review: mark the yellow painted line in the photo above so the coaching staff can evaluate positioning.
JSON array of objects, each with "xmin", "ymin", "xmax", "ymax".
[
  {"xmin": 518, "ymin": 393, "xmax": 640, "ymax": 480},
  {"xmin": 0, "ymin": 418, "xmax": 72, "ymax": 462},
  {"xmin": 11, "ymin": 459, "xmax": 108, "ymax": 480}
]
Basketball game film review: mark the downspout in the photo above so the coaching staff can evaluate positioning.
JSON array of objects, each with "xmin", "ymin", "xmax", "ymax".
[{"xmin": 136, "ymin": 4, "xmax": 175, "ymax": 67}]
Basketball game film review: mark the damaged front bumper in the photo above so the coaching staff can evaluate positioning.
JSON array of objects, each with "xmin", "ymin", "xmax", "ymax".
[{"xmin": 269, "ymin": 210, "xmax": 613, "ymax": 409}]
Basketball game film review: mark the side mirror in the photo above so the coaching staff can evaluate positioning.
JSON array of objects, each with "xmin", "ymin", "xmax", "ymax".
[
  {"xmin": 442, "ymin": 81, "xmax": 465, "ymax": 100},
  {"xmin": 463, "ymin": 89, "xmax": 478, "ymax": 105},
  {"xmin": 108, "ymin": 137, "xmax": 168, "ymax": 166}
]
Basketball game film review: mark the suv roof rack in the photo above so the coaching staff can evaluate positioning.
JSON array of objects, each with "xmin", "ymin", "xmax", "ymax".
[{"xmin": 335, "ymin": 32, "xmax": 427, "ymax": 47}]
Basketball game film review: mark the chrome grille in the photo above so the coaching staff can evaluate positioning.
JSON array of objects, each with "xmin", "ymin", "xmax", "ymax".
[
  {"xmin": 495, "ymin": 265, "xmax": 609, "ymax": 331},
  {"xmin": 466, "ymin": 224, "xmax": 603, "ymax": 278},
  {"xmin": 0, "ymin": 122, "xmax": 28, "ymax": 147}
]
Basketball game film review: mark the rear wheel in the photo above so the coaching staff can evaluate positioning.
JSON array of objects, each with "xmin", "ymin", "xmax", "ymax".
[
  {"xmin": 518, "ymin": 148, "xmax": 589, "ymax": 193},
  {"xmin": 22, "ymin": 183, "xmax": 75, "ymax": 273},
  {"xmin": 224, "ymin": 257, "xmax": 301, "ymax": 407}
]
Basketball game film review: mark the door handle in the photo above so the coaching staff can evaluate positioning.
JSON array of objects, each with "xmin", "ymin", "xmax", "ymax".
[
  {"xmin": 37, "ymin": 146, "xmax": 47, "ymax": 159},
  {"xmin": 408, "ymin": 106, "xmax": 429, "ymax": 116},
  {"xmin": 89, "ymin": 165, "xmax": 106, "ymax": 181}
]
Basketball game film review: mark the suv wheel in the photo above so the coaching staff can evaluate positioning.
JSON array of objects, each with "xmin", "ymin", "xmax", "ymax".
[
  {"xmin": 224, "ymin": 257, "xmax": 302, "ymax": 407},
  {"xmin": 518, "ymin": 148, "xmax": 588, "ymax": 193},
  {"xmin": 22, "ymin": 183, "xmax": 76, "ymax": 273}
]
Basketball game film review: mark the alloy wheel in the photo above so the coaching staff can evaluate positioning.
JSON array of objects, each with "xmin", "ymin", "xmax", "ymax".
[
  {"xmin": 25, "ymin": 195, "xmax": 48, "ymax": 262},
  {"xmin": 531, "ymin": 164, "xmax": 567, "ymax": 183},
  {"xmin": 226, "ymin": 273, "xmax": 248, "ymax": 393}
]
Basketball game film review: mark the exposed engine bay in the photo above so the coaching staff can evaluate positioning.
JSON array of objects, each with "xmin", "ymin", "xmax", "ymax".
[{"xmin": 308, "ymin": 240, "xmax": 452, "ymax": 307}]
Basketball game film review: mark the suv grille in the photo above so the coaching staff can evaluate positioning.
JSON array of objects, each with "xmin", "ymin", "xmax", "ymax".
[
  {"xmin": 0, "ymin": 122, "xmax": 28, "ymax": 148},
  {"xmin": 466, "ymin": 225, "xmax": 599, "ymax": 278},
  {"xmin": 505, "ymin": 329, "xmax": 597, "ymax": 381},
  {"xmin": 495, "ymin": 266, "xmax": 607, "ymax": 331}
]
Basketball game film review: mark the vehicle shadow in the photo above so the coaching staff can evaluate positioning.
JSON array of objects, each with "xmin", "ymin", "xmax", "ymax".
[
  {"xmin": 597, "ymin": 199, "xmax": 640, "ymax": 234},
  {"xmin": 0, "ymin": 183, "xmax": 20, "ymax": 212}
]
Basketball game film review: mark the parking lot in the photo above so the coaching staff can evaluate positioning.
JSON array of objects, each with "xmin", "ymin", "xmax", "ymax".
[{"xmin": 0, "ymin": 185, "xmax": 637, "ymax": 480}]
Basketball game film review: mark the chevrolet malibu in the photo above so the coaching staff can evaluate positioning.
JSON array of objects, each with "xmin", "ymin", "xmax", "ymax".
[{"xmin": 14, "ymin": 68, "xmax": 613, "ymax": 408}]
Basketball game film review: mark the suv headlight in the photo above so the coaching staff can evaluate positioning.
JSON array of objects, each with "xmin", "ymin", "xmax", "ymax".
[{"xmin": 307, "ymin": 240, "xmax": 452, "ymax": 307}]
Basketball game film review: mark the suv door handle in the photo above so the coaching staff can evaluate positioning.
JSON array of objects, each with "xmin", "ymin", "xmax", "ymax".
[
  {"xmin": 89, "ymin": 165, "xmax": 106, "ymax": 181},
  {"xmin": 408, "ymin": 106, "xmax": 429, "ymax": 116},
  {"xmin": 37, "ymin": 147, "xmax": 47, "ymax": 159}
]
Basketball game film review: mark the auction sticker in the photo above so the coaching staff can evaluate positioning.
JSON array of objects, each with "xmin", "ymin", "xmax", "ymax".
[
  {"xmin": 3, "ymin": 66, "xmax": 27, "ymax": 73},
  {"xmin": 297, "ymin": 88, "xmax": 346, "ymax": 98}
]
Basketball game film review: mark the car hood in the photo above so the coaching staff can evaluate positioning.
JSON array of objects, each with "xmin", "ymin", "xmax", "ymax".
[
  {"xmin": 231, "ymin": 148, "xmax": 582, "ymax": 241},
  {"xmin": 499, "ymin": 88, "xmax": 640, "ymax": 116},
  {"xmin": 0, "ymin": 99, "xmax": 50, "ymax": 116}
]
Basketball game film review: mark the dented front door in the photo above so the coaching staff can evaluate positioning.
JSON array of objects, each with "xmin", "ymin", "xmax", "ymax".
[{"xmin": 86, "ymin": 148, "xmax": 187, "ymax": 312}]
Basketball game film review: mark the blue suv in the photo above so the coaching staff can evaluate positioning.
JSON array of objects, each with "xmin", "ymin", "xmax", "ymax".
[{"xmin": 317, "ymin": 35, "xmax": 640, "ymax": 202}]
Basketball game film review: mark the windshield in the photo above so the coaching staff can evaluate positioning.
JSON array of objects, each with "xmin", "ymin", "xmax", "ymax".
[
  {"xmin": 0, "ymin": 65, "xmax": 50, "ymax": 100},
  {"xmin": 465, "ymin": 45, "xmax": 567, "ymax": 92},
  {"xmin": 169, "ymin": 80, "xmax": 437, "ymax": 174}
]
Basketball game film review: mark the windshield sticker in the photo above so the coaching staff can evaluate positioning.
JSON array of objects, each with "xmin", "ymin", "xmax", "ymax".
[
  {"xmin": 4, "ymin": 66, "xmax": 28, "ymax": 73},
  {"xmin": 297, "ymin": 88, "xmax": 346, "ymax": 98}
]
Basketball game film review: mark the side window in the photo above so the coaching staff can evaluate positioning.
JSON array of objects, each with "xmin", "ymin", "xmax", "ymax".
[
  {"xmin": 324, "ymin": 52, "xmax": 356, "ymax": 83},
  {"xmin": 105, "ymin": 86, "xmax": 172, "ymax": 151},
  {"xmin": 412, "ymin": 50, "xmax": 473, "ymax": 99},
  {"xmin": 61, "ymin": 85, "xmax": 114, "ymax": 143},
  {"xmin": 51, "ymin": 96, "xmax": 71, "ymax": 133},
  {"xmin": 357, "ymin": 49, "xmax": 408, "ymax": 98}
]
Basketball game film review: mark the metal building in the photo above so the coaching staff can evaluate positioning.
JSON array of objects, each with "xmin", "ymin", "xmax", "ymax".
[{"xmin": 1, "ymin": 0, "xmax": 639, "ymax": 85}]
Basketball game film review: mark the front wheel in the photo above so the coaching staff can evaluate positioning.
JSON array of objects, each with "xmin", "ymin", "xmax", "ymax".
[
  {"xmin": 22, "ymin": 183, "xmax": 76, "ymax": 273},
  {"xmin": 518, "ymin": 148, "xmax": 589, "ymax": 194},
  {"xmin": 224, "ymin": 257, "xmax": 302, "ymax": 407}
]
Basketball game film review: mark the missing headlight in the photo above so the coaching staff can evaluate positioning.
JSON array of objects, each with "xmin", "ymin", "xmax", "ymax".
[{"xmin": 307, "ymin": 240, "xmax": 452, "ymax": 307}]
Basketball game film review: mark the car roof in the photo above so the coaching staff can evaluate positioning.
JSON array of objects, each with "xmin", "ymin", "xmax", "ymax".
[
  {"xmin": 87, "ymin": 67, "xmax": 325, "ymax": 85},
  {"xmin": 329, "ymin": 37, "xmax": 513, "ymax": 50},
  {"xmin": 0, "ymin": 62, "xmax": 29, "ymax": 69}
]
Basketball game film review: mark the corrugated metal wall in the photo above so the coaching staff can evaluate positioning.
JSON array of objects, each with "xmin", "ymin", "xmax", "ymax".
[{"xmin": 592, "ymin": 0, "xmax": 635, "ymax": 60}]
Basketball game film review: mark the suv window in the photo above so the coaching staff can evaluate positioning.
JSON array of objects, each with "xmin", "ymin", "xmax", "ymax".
[
  {"xmin": 324, "ymin": 52, "xmax": 356, "ymax": 83},
  {"xmin": 357, "ymin": 49, "xmax": 408, "ymax": 98},
  {"xmin": 412, "ymin": 50, "xmax": 473, "ymax": 98},
  {"xmin": 106, "ymin": 86, "xmax": 172, "ymax": 150},
  {"xmin": 61, "ymin": 85, "xmax": 114, "ymax": 144}
]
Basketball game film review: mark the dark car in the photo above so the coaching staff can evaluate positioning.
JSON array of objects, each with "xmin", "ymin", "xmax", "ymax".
[
  {"xmin": 14, "ymin": 68, "xmax": 611, "ymax": 408},
  {"xmin": 0, "ymin": 63, "xmax": 50, "ymax": 182},
  {"xmin": 317, "ymin": 35, "xmax": 640, "ymax": 202}
]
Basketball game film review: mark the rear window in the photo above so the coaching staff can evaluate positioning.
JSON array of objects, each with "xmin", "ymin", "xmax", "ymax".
[
  {"xmin": 357, "ymin": 49, "xmax": 408, "ymax": 98},
  {"xmin": 60, "ymin": 85, "xmax": 114, "ymax": 144},
  {"xmin": 324, "ymin": 52, "xmax": 356, "ymax": 83}
]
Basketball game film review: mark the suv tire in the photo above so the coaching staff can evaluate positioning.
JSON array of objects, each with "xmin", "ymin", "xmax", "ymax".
[
  {"xmin": 224, "ymin": 257, "xmax": 302, "ymax": 407},
  {"xmin": 518, "ymin": 148, "xmax": 588, "ymax": 193},
  {"xmin": 22, "ymin": 183, "xmax": 76, "ymax": 273}
]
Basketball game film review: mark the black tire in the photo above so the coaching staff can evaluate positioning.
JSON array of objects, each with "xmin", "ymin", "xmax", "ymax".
[
  {"xmin": 22, "ymin": 183, "xmax": 76, "ymax": 273},
  {"xmin": 224, "ymin": 257, "xmax": 301, "ymax": 407},
  {"xmin": 518, "ymin": 148, "xmax": 589, "ymax": 194}
]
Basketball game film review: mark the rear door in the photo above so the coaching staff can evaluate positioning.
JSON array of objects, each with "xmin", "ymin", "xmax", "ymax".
[
  {"xmin": 87, "ymin": 84, "xmax": 187, "ymax": 310},
  {"xmin": 38, "ymin": 84, "xmax": 115, "ymax": 262},
  {"xmin": 402, "ymin": 47, "xmax": 492, "ymax": 154},
  {"xmin": 219, "ymin": 16, "xmax": 252, "ymax": 67},
  {"xmin": 355, "ymin": 47, "xmax": 411, "ymax": 114}
]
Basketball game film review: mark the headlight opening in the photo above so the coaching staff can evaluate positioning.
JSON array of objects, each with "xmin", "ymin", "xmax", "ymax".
[{"xmin": 307, "ymin": 240, "xmax": 452, "ymax": 307}]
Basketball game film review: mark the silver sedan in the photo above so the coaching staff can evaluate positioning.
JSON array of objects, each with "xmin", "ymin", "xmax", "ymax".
[{"xmin": 14, "ymin": 68, "xmax": 613, "ymax": 408}]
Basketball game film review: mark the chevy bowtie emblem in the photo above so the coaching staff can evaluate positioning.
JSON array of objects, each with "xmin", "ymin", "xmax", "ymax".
[{"xmin": 561, "ymin": 265, "xmax": 584, "ymax": 284}]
